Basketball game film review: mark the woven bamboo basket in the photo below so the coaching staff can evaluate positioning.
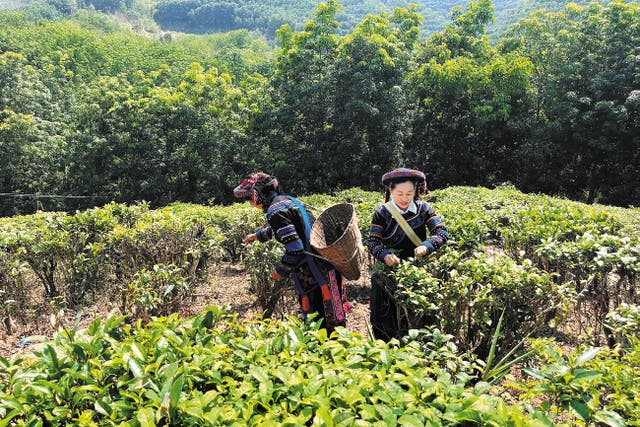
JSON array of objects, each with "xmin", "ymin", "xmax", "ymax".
[{"xmin": 310, "ymin": 203, "xmax": 364, "ymax": 280}]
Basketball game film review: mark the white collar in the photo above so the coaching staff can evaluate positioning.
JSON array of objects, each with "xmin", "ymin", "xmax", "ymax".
[{"xmin": 391, "ymin": 200, "xmax": 417, "ymax": 214}]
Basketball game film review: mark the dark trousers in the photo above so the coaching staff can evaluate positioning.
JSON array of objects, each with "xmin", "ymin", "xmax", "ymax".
[
  {"xmin": 370, "ymin": 273, "xmax": 402, "ymax": 341},
  {"xmin": 296, "ymin": 264, "xmax": 345, "ymax": 333}
]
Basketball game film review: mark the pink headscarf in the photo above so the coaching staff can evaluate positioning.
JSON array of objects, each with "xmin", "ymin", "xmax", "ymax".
[{"xmin": 233, "ymin": 173, "xmax": 279, "ymax": 205}]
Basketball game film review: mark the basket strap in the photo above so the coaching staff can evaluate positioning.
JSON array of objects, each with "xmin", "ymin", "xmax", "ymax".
[
  {"xmin": 287, "ymin": 196, "xmax": 345, "ymax": 326},
  {"xmin": 384, "ymin": 201, "xmax": 423, "ymax": 247},
  {"xmin": 287, "ymin": 196, "xmax": 311, "ymax": 245},
  {"xmin": 286, "ymin": 196, "xmax": 325, "ymax": 283}
]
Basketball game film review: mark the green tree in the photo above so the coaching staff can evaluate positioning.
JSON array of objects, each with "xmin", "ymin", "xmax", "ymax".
[
  {"xmin": 331, "ymin": 6, "xmax": 423, "ymax": 188},
  {"xmin": 268, "ymin": 1, "xmax": 424, "ymax": 193},
  {"xmin": 268, "ymin": 0, "xmax": 343, "ymax": 193},
  {"xmin": 66, "ymin": 63, "xmax": 254, "ymax": 205},
  {"xmin": 409, "ymin": 0, "xmax": 532, "ymax": 188},
  {"xmin": 0, "ymin": 50, "xmax": 73, "ymax": 214},
  {"xmin": 502, "ymin": 0, "xmax": 640, "ymax": 206}
]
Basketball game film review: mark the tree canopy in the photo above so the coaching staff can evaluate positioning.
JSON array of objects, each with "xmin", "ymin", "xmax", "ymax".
[{"xmin": 0, "ymin": 0, "xmax": 638, "ymax": 215}]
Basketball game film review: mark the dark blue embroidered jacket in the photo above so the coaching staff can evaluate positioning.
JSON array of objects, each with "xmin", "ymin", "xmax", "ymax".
[
  {"xmin": 366, "ymin": 200, "xmax": 449, "ymax": 261},
  {"xmin": 255, "ymin": 195, "xmax": 310, "ymax": 277}
]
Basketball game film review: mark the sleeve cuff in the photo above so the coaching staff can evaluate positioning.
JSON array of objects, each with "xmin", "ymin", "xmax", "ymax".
[
  {"xmin": 379, "ymin": 249, "xmax": 391, "ymax": 261},
  {"xmin": 256, "ymin": 228, "xmax": 270, "ymax": 242},
  {"xmin": 421, "ymin": 240, "xmax": 436, "ymax": 253},
  {"xmin": 274, "ymin": 262, "xmax": 290, "ymax": 277}
]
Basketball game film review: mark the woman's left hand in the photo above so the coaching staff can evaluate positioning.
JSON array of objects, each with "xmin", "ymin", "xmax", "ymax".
[
  {"xmin": 414, "ymin": 245, "xmax": 428, "ymax": 257},
  {"xmin": 243, "ymin": 233, "xmax": 258, "ymax": 244}
]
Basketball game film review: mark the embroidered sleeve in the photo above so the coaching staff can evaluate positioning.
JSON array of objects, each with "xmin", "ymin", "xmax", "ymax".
[
  {"xmin": 365, "ymin": 207, "xmax": 392, "ymax": 262},
  {"xmin": 256, "ymin": 226, "xmax": 273, "ymax": 242},
  {"xmin": 421, "ymin": 203, "xmax": 449, "ymax": 253},
  {"xmin": 268, "ymin": 206, "xmax": 305, "ymax": 277}
]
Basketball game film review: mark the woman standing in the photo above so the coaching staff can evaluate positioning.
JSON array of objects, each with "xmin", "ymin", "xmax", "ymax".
[
  {"xmin": 234, "ymin": 172, "xmax": 346, "ymax": 332},
  {"xmin": 365, "ymin": 168, "xmax": 449, "ymax": 341}
]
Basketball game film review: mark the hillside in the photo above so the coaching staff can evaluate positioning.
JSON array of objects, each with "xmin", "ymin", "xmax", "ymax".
[
  {"xmin": 0, "ymin": 0, "xmax": 29, "ymax": 9},
  {"xmin": 0, "ymin": 185, "xmax": 638, "ymax": 424},
  {"xmin": 8, "ymin": 0, "xmax": 609, "ymax": 39}
]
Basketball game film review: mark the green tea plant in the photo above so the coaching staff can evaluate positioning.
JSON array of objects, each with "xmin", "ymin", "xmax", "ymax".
[
  {"xmin": 606, "ymin": 303, "xmax": 640, "ymax": 343},
  {"xmin": 108, "ymin": 204, "xmax": 226, "ymax": 285},
  {"xmin": 0, "ymin": 308, "xmax": 553, "ymax": 426},
  {"xmin": 591, "ymin": 306, "xmax": 640, "ymax": 424},
  {"xmin": 2, "ymin": 212, "xmax": 70, "ymax": 298},
  {"xmin": 121, "ymin": 263, "xmax": 191, "ymax": 322},
  {"xmin": 399, "ymin": 327, "xmax": 477, "ymax": 378},
  {"xmin": 534, "ymin": 233, "xmax": 640, "ymax": 345},
  {"xmin": 519, "ymin": 340, "xmax": 630, "ymax": 427},
  {"xmin": 101, "ymin": 201, "xmax": 150, "ymax": 227},
  {"xmin": 242, "ymin": 240, "xmax": 295, "ymax": 319},
  {"xmin": 0, "ymin": 203, "xmax": 152, "ymax": 305},
  {"xmin": 299, "ymin": 192, "xmax": 338, "ymax": 212},
  {"xmin": 375, "ymin": 248, "xmax": 574, "ymax": 357},
  {"xmin": 59, "ymin": 206, "xmax": 119, "ymax": 304},
  {"xmin": 0, "ymin": 185, "xmax": 639, "ymax": 425},
  {"xmin": 206, "ymin": 203, "xmax": 263, "ymax": 262},
  {"xmin": 388, "ymin": 186, "xmax": 639, "ymax": 348},
  {"xmin": 435, "ymin": 203, "xmax": 493, "ymax": 251},
  {"xmin": 498, "ymin": 198, "xmax": 622, "ymax": 261},
  {"xmin": 0, "ymin": 247, "xmax": 28, "ymax": 328}
]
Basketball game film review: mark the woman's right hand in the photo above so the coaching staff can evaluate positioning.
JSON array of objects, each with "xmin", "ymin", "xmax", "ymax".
[
  {"xmin": 383, "ymin": 253, "xmax": 401, "ymax": 267},
  {"xmin": 243, "ymin": 233, "xmax": 258, "ymax": 244}
]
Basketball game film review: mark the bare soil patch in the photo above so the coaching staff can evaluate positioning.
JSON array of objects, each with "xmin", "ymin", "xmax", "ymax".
[
  {"xmin": 191, "ymin": 262, "xmax": 373, "ymax": 338},
  {"xmin": 0, "ymin": 263, "xmax": 372, "ymax": 359}
]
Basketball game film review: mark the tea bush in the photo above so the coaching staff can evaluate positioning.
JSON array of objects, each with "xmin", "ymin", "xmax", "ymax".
[
  {"xmin": 243, "ymin": 240, "xmax": 293, "ymax": 319},
  {"xmin": 0, "ymin": 186, "xmax": 639, "ymax": 425},
  {"xmin": 517, "ymin": 337, "xmax": 638, "ymax": 426},
  {"xmin": 374, "ymin": 248, "xmax": 574, "ymax": 357},
  {"xmin": 0, "ymin": 247, "xmax": 28, "ymax": 331},
  {"xmin": 204, "ymin": 203, "xmax": 263, "ymax": 262},
  {"xmin": 0, "ymin": 308, "xmax": 553, "ymax": 426},
  {"xmin": 122, "ymin": 263, "xmax": 191, "ymax": 322},
  {"xmin": 1, "ymin": 212, "xmax": 70, "ymax": 299}
]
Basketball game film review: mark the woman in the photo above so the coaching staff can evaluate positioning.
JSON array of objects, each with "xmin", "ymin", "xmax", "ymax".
[
  {"xmin": 365, "ymin": 168, "xmax": 449, "ymax": 341},
  {"xmin": 234, "ymin": 172, "xmax": 346, "ymax": 332}
]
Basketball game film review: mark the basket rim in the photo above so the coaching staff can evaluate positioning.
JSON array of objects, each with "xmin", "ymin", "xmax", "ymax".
[{"xmin": 310, "ymin": 203, "xmax": 358, "ymax": 250}]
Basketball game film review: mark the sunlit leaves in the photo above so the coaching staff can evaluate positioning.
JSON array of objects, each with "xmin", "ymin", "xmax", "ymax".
[
  {"xmin": 501, "ymin": 0, "xmax": 640, "ymax": 205},
  {"xmin": 0, "ymin": 308, "xmax": 545, "ymax": 425},
  {"xmin": 0, "ymin": 185, "xmax": 639, "ymax": 424}
]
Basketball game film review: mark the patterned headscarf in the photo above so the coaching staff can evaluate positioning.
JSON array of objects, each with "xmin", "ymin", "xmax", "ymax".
[
  {"xmin": 381, "ymin": 168, "xmax": 427, "ymax": 200},
  {"xmin": 233, "ymin": 172, "xmax": 280, "ymax": 206}
]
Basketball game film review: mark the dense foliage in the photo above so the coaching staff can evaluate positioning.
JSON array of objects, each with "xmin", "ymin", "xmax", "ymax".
[
  {"xmin": 0, "ymin": 309, "xmax": 555, "ymax": 425},
  {"xmin": 1, "ymin": 0, "xmax": 638, "ymax": 421},
  {"xmin": 0, "ymin": 185, "xmax": 639, "ymax": 425},
  {"xmin": 1, "ymin": 0, "xmax": 638, "ymax": 216},
  {"xmin": 500, "ymin": 0, "xmax": 640, "ymax": 205}
]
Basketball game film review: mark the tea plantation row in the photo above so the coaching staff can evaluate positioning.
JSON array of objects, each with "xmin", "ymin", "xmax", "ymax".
[{"xmin": 1, "ymin": 185, "xmax": 638, "ymax": 425}]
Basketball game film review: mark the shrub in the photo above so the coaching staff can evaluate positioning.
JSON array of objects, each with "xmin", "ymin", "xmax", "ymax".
[
  {"xmin": 243, "ymin": 240, "xmax": 296, "ymax": 319},
  {"xmin": 375, "ymin": 248, "xmax": 573, "ymax": 358},
  {"xmin": 519, "ymin": 339, "xmax": 636, "ymax": 426},
  {"xmin": 0, "ymin": 308, "xmax": 552, "ymax": 426},
  {"xmin": 121, "ymin": 263, "xmax": 191, "ymax": 322}
]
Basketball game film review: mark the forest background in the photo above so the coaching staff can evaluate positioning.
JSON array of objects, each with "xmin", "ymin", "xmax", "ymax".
[{"xmin": 0, "ymin": 0, "xmax": 638, "ymax": 216}]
